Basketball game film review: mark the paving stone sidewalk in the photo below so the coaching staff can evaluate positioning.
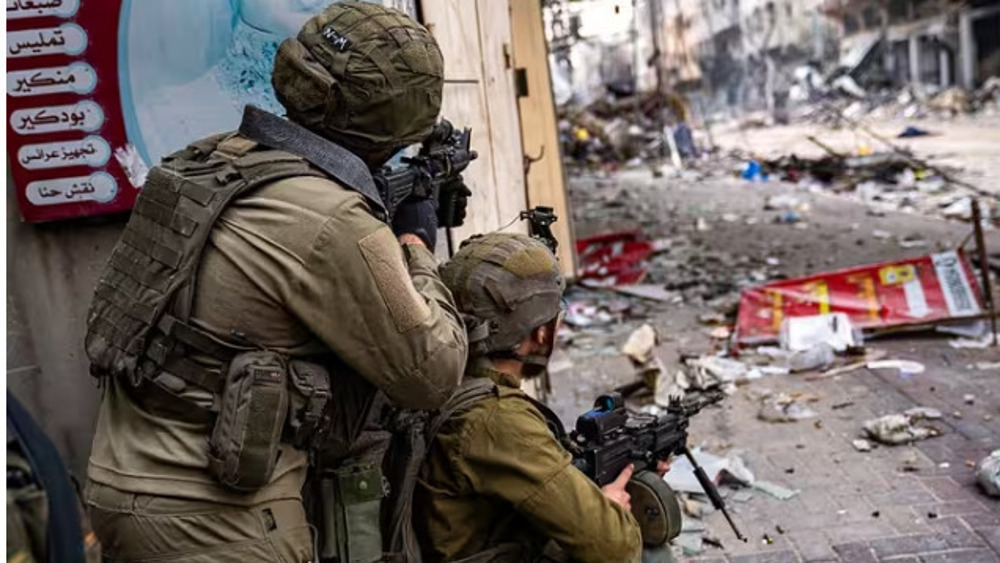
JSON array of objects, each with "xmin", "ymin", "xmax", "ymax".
[
  {"xmin": 673, "ymin": 337, "xmax": 998, "ymax": 563},
  {"xmin": 554, "ymin": 169, "xmax": 1000, "ymax": 562}
]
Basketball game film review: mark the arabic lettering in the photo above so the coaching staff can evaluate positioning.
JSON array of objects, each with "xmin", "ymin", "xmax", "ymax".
[
  {"xmin": 63, "ymin": 181, "xmax": 95, "ymax": 199},
  {"xmin": 8, "ymin": 64, "xmax": 96, "ymax": 97},
  {"xmin": 19, "ymin": 148, "xmax": 44, "ymax": 165},
  {"xmin": 17, "ymin": 137, "xmax": 111, "ymax": 171},
  {"xmin": 26, "ymin": 172, "xmax": 118, "ymax": 207},
  {"xmin": 16, "ymin": 109, "xmax": 61, "ymax": 130},
  {"xmin": 12, "ymin": 69, "xmax": 76, "ymax": 93},
  {"xmin": 7, "ymin": 0, "xmax": 65, "ymax": 13},
  {"xmin": 11, "ymin": 101, "xmax": 104, "ymax": 136},
  {"xmin": 37, "ymin": 186, "xmax": 62, "ymax": 198},
  {"xmin": 36, "ymin": 181, "xmax": 98, "ymax": 199},
  {"xmin": 59, "ymin": 142, "xmax": 97, "ymax": 162},
  {"xmin": 8, "ymin": 29, "xmax": 65, "ymax": 56}
]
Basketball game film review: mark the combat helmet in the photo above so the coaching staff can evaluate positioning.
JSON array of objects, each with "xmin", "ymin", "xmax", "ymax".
[
  {"xmin": 441, "ymin": 233, "xmax": 565, "ymax": 356},
  {"xmin": 272, "ymin": 1, "xmax": 444, "ymax": 160}
]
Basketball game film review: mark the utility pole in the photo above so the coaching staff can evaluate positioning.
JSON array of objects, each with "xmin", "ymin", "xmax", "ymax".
[{"xmin": 649, "ymin": 0, "xmax": 667, "ymax": 158}]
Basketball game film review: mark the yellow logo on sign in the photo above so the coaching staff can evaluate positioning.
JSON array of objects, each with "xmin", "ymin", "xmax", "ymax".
[{"xmin": 879, "ymin": 265, "xmax": 916, "ymax": 285}]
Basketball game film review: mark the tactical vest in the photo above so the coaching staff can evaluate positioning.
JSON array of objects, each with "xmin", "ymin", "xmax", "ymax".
[{"xmin": 86, "ymin": 105, "xmax": 386, "ymax": 404}]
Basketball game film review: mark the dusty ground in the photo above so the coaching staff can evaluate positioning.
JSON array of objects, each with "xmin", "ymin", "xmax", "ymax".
[
  {"xmin": 549, "ymin": 147, "xmax": 1000, "ymax": 562},
  {"xmin": 712, "ymin": 115, "xmax": 1000, "ymax": 196}
]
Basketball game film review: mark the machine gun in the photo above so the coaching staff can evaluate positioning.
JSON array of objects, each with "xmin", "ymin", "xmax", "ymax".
[
  {"xmin": 373, "ymin": 119, "xmax": 477, "ymax": 229},
  {"xmin": 570, "ymin": 389, "xmax": 746, "ymax": 544}
]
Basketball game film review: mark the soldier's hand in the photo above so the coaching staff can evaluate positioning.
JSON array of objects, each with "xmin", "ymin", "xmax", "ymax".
[
  {"xmin": 656, "ymin": 459, "xmax": 672, "ymax": 477},
  {"xmin": 601, "ymin": 463, "xmax": 634, "ymax": 511},
  {"xmin": 392, "ymin": 199, "xmax": 438, "ymax": 249}
]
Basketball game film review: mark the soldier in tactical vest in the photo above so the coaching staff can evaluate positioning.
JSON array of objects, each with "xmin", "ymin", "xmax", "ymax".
[
  {"xmin": 83, "ymin": 3, "xmax": 467, "ymax": 561},
  {"xmin": 415, "ymin": 234, "xmax": 673, "ymax": 562}
]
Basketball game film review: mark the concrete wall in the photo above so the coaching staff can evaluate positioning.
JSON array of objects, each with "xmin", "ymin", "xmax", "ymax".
[{"xmin": 7, "ymin": 169, "xmax": 125, "ymax": 477}]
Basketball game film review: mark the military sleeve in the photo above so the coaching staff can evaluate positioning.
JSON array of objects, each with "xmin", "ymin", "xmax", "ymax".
[
  {"xmin": 458, "ymin": 397, "xmax": 643, "ymax": 563},
  {"xmin": 288, "ymin": 193, "xmax": 467, "ymax": 410}
]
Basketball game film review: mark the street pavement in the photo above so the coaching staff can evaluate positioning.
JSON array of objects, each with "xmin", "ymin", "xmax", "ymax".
[{"xmin": 552, "ymin": 164, "xmax": 1000, "ymax": 562}]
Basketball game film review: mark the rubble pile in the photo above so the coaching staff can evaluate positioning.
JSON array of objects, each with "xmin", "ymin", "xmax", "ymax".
[
  {"xmin": 734, "ymin": 144, "xmax": 996, "ymax": 225},
  {"xmin": 558, "ymin": 90, "xmax": 704, "ymax": 171},
  {"xmin": 799, "ymin": 77, "xmax": 1000, "ymax": 125}
]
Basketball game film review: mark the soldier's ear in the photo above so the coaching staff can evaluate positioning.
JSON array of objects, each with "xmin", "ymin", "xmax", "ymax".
[{"xmin": 530, "ymin": 324, "xmax": 548, "ymax": 346}]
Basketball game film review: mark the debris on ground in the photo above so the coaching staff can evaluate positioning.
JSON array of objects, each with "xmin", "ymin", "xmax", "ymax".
[
  {"xmin": 780, "ymin": 313, "xmax": 858, "ymax": 353},
  {"xmin": 898, "ymin": 126, "xmax": 933, "ymax": 138},
  {"xmin": 622, "ymin": 324, "xmax": 659, "ymax": 365},
  {"xmin": 949, "ymin": 332, "xmax": 999, "ymax": 349},
  {"xmin": 665, "ymin": 449, "xmax": 754, "ymax": 493},
  {"xmin": 899, "ymin": 449, "xmax": 921, "ymax": 472},
  {"xmin": 785, "ymin": 343, "xmax": 837, "ymax": 373},
  {"xmin": 757, "ymin": 392, "xmax": 820, "ymax": 423},
  {"xmin": 752, "ymin": 480, "xmax": 799, "ymax": 500},
  {"xmin": 863, "ymin": 411, "xmax": 942, "ymax": 445},
  {"xmin": 807, "ymin": 349, "xmax": 888, "ymax": 380},
  {"xmin": 976, "ymin": 450, "xmax": 1000, "ymax": 498},
  {"xmin": 736, "ymin": 251, "xmax": 985, "ymax": 346},
  {"xmin": 852, "ymin": 439, "xmax": 873, "ymax": 452},
  {"xmin": 673, "ymin": 533, "xmax": 704, "ymax": 556},
  {"xmin": 684, "ymin": 355, "xmax": 754, "ymax": 393},
  {"xmin": 866, "ymin": 359, "xmax": 926, "ymax": 377},
  {"xmin": 903, "ymin": 407, "xmax": 943, "ymax": 420},
  {"xmin": 621, "ymin": 324, "xmax": 671, "ymax": 401},
  {"xmin": 698, "ymin": 312, "xmax": 727, "ymax": 326},
  {"xmin": 603, "ymin": 283, "xmax": 680, "ymax": 303},
  {"xmin": 575, "ymin": 231, "xmax": 656, "ymax": 286}
]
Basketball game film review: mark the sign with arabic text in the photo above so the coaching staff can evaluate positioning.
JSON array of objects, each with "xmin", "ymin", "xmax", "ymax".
[
  {"xmin": 6, "ymin": 0, "xmax": 132, "ymax": 221},
  {"xmin": 735, "ymin": 250, "xmax": 985, "ymax": 345},
  {"xmin": 8, "ymin": 0, "xmax": 404, "ymax": 222}
]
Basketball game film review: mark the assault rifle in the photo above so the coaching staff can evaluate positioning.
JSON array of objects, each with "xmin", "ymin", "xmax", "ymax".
[
  {"xmin": 569, "ymin": 389, "xmax": 746, "ymax": 542},
  {"xmin": 373, "ymin": 120, "xmax": 476, "ymax": 229}
]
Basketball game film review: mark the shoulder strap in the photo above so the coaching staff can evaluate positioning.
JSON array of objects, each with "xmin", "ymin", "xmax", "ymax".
[
  {"xmin": 237, "ymin": 105, "xmax": 387, "ymax": 219},
  {"xmin": 425, "ymin": 377, "xmax": 498, "ymax": 442},
  {"xmin": 7, "ymin": 391, "xmax": 84, "ymax": 563}
]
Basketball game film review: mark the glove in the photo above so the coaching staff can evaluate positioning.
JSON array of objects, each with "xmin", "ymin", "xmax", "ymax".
[
  {"xmin": 438, "ymin": 177, "xmax": 472, "ymax": 227},
  {"xmin": 391, "ymin": 198, "xmax": 438, "ymax": 249}
]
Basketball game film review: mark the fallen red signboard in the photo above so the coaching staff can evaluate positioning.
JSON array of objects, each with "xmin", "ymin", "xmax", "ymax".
[
  {"xmin": 575, "ymin": 231, "xmax": 654, "ymax": 286},
  {"xmin": 735, "ymin": 250, "xmax": 984, "ymax": 345}
]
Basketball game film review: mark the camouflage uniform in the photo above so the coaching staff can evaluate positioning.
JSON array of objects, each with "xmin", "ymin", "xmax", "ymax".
[
  {"xmin": 83, "ymin": 3, "xmax": 465, "ymax": 561},
  {"xmin": 415, "ymin": 234, "xmax": 643, "ymax": 562}
]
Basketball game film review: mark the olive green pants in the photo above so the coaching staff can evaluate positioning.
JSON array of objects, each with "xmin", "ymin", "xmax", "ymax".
[{"xmin": 85, "ymin": 483, "xmax": 313, "ymax": 562}]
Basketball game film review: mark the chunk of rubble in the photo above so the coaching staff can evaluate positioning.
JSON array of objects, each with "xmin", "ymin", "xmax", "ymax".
[
  {"xmin": 752, "ymin": 480, "xmax": 799, "ymax": 501},
  {"xmin": 852, "ymin": 439, "xmax": 873, "ymax": 452},
  {"xmin": 757, "ymin": 392, "xmax": 819, "ymax": 423},
  {"xmin": 903, "ymin": 407, "xmax": 942, "ymax": 420},
  {"xmin": 976, "ymin": 450, "xmax": 1000, "ymax": 498},
  {"xmin": 863, "ymin": 412, "xmax": 941, "ymax": 445}
]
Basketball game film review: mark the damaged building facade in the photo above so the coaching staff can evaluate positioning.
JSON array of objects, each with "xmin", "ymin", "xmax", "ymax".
[
  {"xmin": 663, "ymin": 0, "xmax": 840, "ymax": 118},
  {"xmin": 824, "ymin": 0, "xmax": 1000, "ymax": 90},
  {"xmin": 545, "ymin": 0, "xmax": 842, "ymax": 119},
  {"xmin": 545, "ymin": 0, "xmax": 999, "ymax": 121}
]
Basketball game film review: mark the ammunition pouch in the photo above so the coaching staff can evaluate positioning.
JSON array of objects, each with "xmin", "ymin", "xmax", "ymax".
[
  {"xmin": 286, "ymin": 359, "xmax": 333, "ymax": 451},
  {"xmin": 319, "ymin": 462, "xmax": 386, "ymax": 563},
  {"xmin": 626, "ymin": 470, "xmax": 682, "ymax": 547},
  {"xmin": 208, "ymin": 350, "xmax": 290, "ymax": 492}
]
